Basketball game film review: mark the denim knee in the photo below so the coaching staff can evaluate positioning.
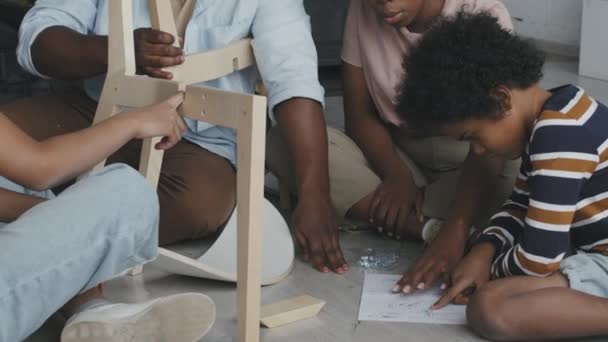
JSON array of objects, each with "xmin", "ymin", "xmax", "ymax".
[{"xmin": 87, "ymin": 163, "xmax": 160, "ymax": 246}]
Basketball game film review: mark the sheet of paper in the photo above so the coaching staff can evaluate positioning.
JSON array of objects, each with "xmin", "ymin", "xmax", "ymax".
[{"xmin": 358, "ymin": 273, "xmax": 466, "ymax": 325}]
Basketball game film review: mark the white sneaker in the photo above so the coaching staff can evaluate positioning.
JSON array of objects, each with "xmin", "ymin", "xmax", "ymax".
[
  {"xmin": 421, "ymin": 218, "xmax": 444, "ymax": 244},
  {"xmin": 421, "ymin": 218, "xmax": 477, "ymax": 245},
  {"xmin": 61, "ymin": 293, "xmax": 216, "ymax": 342}
]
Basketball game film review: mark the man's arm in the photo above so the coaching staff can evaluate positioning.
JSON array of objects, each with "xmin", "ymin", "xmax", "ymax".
[
  {"xmin": 251, "ymin": 0, "xmax": 325, "ymax": 115},
  {"xmin": 17, "ymin": 0, "xmax": 101, "ymax": 78},
  {"xmin": 275, "ymin": 98, "xmax": 347, "ymax": 273},
  {"xmin": 275, "ymin": 98, "xmax": 329, "ymax": 204},
  {"xmin": 252, "ymin": 0, "xmax": 347, "ymax": 273},
  {"xmin": 31, "ymin": 26, "xmax": 108, "ymax": 79},
  {"xmin": 18, "ymin": 0, "xmax": 183, "ymax": 80}
]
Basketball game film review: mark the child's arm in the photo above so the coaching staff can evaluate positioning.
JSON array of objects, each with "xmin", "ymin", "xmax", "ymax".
[
  {"xmin": 0, "ymin": 188, "xmax": 46, "ymax": 222},
  {"xmin": 0, "ymin": 93, "xmax": 185, "ymax": 190},
  {"xmin": 474, "ymin": 174, "xmax": 529, "ymax": 268},
  {"xmin": 430, "ymin": 172, "xmax": 529, "ymax": 309},
  {"xmin": 488, "ymin": 126, "xmax": 598, "ymax": 279}
]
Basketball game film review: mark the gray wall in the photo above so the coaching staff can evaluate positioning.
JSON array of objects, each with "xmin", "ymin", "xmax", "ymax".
[
  {"xmin": 304, "ymin": 0, "xmax": 349, "ymax": 66},
  {"xmin": 502, "ymin": 0, "xmax": 583, "ymax": 49},
  {"xmin": 579, "ymin": 0, "xmax": 608, "ymax": 80}
]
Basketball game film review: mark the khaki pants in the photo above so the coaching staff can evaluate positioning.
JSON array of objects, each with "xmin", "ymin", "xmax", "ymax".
[
  {"xmin": 267, "ymin": 126, "xmax": 520, "ymax": 227},
  {"xmin": 0, "ymin": 92, "xmax": 237, "ymax": 245}
]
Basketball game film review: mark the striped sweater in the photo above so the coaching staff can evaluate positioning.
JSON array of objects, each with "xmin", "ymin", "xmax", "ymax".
[{"xmin": 477, "ymin": 85, "xmax": 608, "ymax": 278}]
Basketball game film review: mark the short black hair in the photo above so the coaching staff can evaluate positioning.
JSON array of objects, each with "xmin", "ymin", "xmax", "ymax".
[{"xmin": 396, "ymin": 11, "xmax": 545, "ymax": 130}]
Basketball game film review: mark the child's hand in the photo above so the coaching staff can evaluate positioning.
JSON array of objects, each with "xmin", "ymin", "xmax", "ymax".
[
  {"xmin": 431, "ymin": 242, "xmax": 495, "ymax": 310},
  {"xmin": 395, "ymin": 226, "xmax": 466, "ymax": 295},
  {"xmin": 130, "ymin": 93, "xmax": 187, "ymax": 150}
]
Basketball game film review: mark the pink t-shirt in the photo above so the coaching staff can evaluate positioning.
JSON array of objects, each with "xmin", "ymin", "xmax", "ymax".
[{"xmin": 342, "ymin": 0, "xmax": 513, "ymax": 126}]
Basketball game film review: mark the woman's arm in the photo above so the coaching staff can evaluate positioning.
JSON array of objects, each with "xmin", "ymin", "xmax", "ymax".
[{"xmin": 343, "ymin": 62, "xmax": 411, "ymax": 180}]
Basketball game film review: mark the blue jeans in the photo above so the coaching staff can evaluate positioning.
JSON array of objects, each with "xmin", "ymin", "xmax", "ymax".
[{"xmin": 0, "ymin": 164, "xmax": 159, "ymax": 342}]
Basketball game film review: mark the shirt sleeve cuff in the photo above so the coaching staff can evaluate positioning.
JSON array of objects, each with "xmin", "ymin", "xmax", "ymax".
[
  {"xmin": 17, "ymin": 23, "xmax": 54, "ymax": 79},
  {"xmin": 474, "ymin": 233, "xmax": 505, "ymax": 260},
  {"xmin": 267, "ymin": 82, "xmax": 326, "ymax": 121},
  {"xmin": 341, "ymin": 54, "xmax": 362, "ymax": 68}
]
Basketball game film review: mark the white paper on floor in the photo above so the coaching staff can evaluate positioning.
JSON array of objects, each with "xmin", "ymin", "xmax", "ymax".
[{"xmin": 358, "ymin": 273, "xmax": 466, "ymax": 325}]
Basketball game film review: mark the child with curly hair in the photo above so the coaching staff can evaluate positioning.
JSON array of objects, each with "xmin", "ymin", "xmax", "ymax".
[{"xmin": 399, "ymin": 11, "xmax": 608, "ymax": 341}]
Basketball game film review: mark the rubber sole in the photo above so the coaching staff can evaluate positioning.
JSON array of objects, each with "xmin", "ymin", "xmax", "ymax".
[{"xmin": 61, "ymin": 293, "xmax": 216, "ymax": 342}]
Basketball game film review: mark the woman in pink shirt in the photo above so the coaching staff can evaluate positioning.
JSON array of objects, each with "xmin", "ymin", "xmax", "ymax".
[{"xmin": 336, "ymin": 0, "xmax": 520, "ymax": 294}]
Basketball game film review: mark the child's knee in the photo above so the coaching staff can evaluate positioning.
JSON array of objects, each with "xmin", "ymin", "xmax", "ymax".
[
  {"xmin": 96, "ymin": 163, "xmax": 145, "ymax": 186},
  {"xmin": 93, "ymin": 164, "xmax": 160, "ymax": 229},
  {"xmin": 99, "ymin": 164, "xmax": 157, "ymax": 203},
  {"xmin": 467, "ymin": 287, "xmax": 516, "ymax": 341}
]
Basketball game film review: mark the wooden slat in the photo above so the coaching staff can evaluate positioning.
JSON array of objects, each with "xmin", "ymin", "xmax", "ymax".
[
  {"xmin": 236, "ymin": 94, "xmax": 267, "ymax": 342},
  {"xmin": 108, "ymin": 0, "xmax": 136, "ymax": 75},
  {"xmin": 112, "ymin": 76, "xmax": 181, "ymax": 108},
  {"xmin": 176, "ymin": 39, "xmax": 255, "ymax": 85},
  {"xmin": 181, "ymin": 85, "xmax": 258, "ymax": 129},
  {"xmin": 260, "ymin": 295, "xmax": 326, "ymax": 328}
]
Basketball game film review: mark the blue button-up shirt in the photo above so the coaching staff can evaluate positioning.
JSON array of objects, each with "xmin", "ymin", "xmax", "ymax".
[{"xmin": 17, "ymin": 0, "xmax": 325, "ymax": 165}]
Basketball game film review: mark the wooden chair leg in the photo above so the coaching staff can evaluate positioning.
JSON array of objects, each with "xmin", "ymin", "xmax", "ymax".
[
  {"xmin": 236, "ymin": 95, "xmax": 267, "ymax": 342},
  {"xmin": 100, "ymin": 2, "xmax": 272, "ymax": 340}
]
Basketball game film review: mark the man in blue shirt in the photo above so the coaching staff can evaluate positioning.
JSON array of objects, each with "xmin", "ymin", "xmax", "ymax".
[{"xmin": 4, "ymin": 0, "xmax": 348, "ymax": 274}]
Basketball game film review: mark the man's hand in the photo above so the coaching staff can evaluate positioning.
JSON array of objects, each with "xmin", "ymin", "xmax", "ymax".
[
  {"xmin": 133, "ymin": 28, "xmax": 184, "ymax": 79},
  {"xmin": 394, "ymin": 225, "xmax": 468, "ymax": 294},
  {"xmin": 294, "ymin": 193, "xmax": 348, "ymax": 274},
  {"xmin": 369, "ymin": 169, "xmax": 422, "ymax": 240},
  {"xmin": 432, "ymin": 242, "xmax": 495, "ymax": 310}
]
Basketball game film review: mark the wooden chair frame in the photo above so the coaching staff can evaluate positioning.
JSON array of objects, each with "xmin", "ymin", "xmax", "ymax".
[{"xmin": 92, "ymin": 1, "xmax": 266, "ymax": 341}]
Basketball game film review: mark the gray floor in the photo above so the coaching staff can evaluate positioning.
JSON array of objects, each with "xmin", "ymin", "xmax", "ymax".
[{"xmin": 10, "ymin": 55, "xmax": 608, "ymax": 342}]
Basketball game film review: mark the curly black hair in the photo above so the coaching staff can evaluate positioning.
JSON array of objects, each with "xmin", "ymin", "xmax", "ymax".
[{"xmin": 396, "ymin": 11, "xmax": 545, "ymax": 130}]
